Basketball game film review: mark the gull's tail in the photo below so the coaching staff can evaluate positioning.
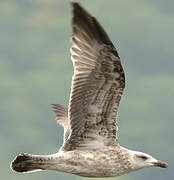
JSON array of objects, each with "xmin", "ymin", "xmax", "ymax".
[{"xmin": 10, "ymin": 153, "xmax": 53, "ymax": 173}]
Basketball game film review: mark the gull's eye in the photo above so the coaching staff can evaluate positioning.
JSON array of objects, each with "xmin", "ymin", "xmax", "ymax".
[{"xmin": 137, "ymin": 155, "xmax": 148, "ymax": 160}]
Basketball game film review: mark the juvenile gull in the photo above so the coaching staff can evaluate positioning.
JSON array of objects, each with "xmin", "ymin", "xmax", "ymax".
[{"xmin": 10, "ymin": 3, "xmax": 168, "ymax": 178}]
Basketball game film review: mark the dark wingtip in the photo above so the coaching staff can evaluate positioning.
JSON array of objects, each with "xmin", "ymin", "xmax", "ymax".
[
  {"xmin": 71, "ymin": 1, "xmax": 116, "ymax": 48},
  {"xmin": 71, "ymin": 2, "xmax": 90, "ymax": 18},
  {"xmin": 71, "ymin": 2, "xmax": 82, "ymax": 9}
]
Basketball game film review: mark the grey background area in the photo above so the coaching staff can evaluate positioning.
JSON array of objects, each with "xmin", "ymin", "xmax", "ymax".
[{"xmin": 1, "ymin": 0, "xmax": 173, "ymax": 180}]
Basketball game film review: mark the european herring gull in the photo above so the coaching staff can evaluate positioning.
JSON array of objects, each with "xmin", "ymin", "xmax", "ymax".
[{"xmin": 10, "ymin": 2, "xmax": 168, "ymax": 178}]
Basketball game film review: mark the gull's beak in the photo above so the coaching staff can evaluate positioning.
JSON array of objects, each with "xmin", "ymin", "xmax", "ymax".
[{"xmin": 153, "ymin": 161, "xmax": 168, "ymax": 168}]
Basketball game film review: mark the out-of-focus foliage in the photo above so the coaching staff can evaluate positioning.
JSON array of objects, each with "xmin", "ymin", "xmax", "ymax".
[{"xmin": 0, "ymin": 0, "xmax": 173, "ymax": 180}]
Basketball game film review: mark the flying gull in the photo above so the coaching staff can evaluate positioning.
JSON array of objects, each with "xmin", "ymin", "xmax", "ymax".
[{"xmin": 10, "ymin": 3, "xmax": 168, "ymax": 178}]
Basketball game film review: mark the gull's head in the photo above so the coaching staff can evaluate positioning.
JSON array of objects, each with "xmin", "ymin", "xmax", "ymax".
[{"xmin": 129, "ymin": 151, "xmax": 168, "ymax": 170}]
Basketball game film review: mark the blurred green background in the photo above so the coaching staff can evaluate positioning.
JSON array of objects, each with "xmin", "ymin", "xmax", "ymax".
[{"xmin": 1, "ymin": 0, "xmax": 173, "ymax": 180}]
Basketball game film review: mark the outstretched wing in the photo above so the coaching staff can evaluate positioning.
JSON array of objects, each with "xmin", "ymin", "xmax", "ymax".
[
  {"xmin": 52, "ymin": 104, "xmax": 70, "ymax": 142},
  {"xmin": 63, "ymin": 3, "xmax": 125, "ymax": 151}
]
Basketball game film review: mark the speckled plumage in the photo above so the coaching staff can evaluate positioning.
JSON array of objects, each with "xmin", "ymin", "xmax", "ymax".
[
  {"xmin": 10, "ymin": 2, "xmax": 168, "ymax": 178},
  {"xmin": 50, "ymin": 146, "xmax": 132, "ymax": 177}
]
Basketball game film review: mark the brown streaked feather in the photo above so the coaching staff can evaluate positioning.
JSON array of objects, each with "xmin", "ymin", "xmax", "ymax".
[
  {"xmin": 63, "ymin": 3, "xmax": 125, "ymax": 151},
  {"xmin": 51, "ymin": 104, "xmax": 68, "ymax": 125},
  {"xmin": 51, "ymin": 104, "xmax": 70, "ymax": 141}
]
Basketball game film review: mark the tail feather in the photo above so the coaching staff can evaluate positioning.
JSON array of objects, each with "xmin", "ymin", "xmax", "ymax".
[{"xmin": 11, "ymin": 153, "xmax": 47, "ymax": 173}]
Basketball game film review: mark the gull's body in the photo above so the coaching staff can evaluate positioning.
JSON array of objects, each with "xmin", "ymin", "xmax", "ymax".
[
  {"xmin": 23, "ymin": 146, "xmax": 138, "ymax": 177},
  {"xmin": 11, "ymin": 3, "xmax": 168, "ymax": 178}
]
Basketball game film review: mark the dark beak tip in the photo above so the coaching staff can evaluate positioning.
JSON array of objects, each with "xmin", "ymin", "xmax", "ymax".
[{"xmin": 154, "ymin": 161, "xmax": 168, "ymax": 168}]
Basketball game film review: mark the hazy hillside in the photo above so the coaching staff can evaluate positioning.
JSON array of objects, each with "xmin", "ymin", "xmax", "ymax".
[{"xmin": 0, "ymin": 0, "xmax": 173, "ymax": 180}]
